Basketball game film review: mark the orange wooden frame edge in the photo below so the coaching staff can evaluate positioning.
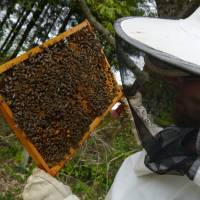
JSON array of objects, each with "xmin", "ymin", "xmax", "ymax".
[
  {"xmin": 49, "ymin": 90, "xmax": 123, "ymax": 176},
  {"xmin": 0, "ymin": 20, "xmax": 124, "ymax": 176},
  {"xmin": 0, "ymin": 20, "xmax": 90, "ymax": 74}
]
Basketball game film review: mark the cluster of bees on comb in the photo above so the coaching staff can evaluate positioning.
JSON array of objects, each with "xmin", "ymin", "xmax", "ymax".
[{"xmin": 0, "ymin": 27, "xmax": 118, "ymax": 166}]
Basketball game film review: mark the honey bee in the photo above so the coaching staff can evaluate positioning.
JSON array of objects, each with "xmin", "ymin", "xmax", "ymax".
[{"xmin": 0, "ymin": 26, "xmax": 118, "ymax": 166}]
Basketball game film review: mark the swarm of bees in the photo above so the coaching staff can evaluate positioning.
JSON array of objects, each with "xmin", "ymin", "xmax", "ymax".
[{"xmin": 0, "ymin": 28, "xmax": 118, "ymax": 166}]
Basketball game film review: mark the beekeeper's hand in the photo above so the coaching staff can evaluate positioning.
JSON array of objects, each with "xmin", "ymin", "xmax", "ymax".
[{"xmin": 22, "ymin": 168, "xmax": 79, "ymax": 200}]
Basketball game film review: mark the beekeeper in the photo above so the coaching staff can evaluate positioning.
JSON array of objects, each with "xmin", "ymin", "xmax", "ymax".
[{"xmin": 23, "ymin": 7, "xmax": 200, "ymax": 200}]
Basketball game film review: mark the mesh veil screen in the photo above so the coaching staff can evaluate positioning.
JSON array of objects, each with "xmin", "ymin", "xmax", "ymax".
[
  {"xmin": 116, "ymin": 35, "xmax": 161, "ymax": 158},
  {"xmin": 115, "ymin": 35, "xmax": 199, "ymax": 177}
]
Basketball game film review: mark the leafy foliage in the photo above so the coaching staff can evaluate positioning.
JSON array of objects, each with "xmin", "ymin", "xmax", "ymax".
[
  {"xmin": 58, "ymin": 114, "xmax": 141, "ymax": 200},
  {"xmin": 0, "ymin": 116, "xmax": 35, "ymax": 200},
  {"xmin": 86, "ymin": 0, "xmax": 144, "ymax": 32},
  {"xmin": 0, "ymin": 113, "xmax": 140, "ymax": 199},
  {"xmin": 0, "ymin": 1, "xmax": 184, "ymax": 199}
]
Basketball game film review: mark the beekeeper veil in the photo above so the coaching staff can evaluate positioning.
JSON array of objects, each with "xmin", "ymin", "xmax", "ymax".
[{"xmin": 114, "ymin": 7, "xmax": 200, "ymax": 178}]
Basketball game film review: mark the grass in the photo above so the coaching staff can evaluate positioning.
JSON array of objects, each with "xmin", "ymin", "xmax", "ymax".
[
  {"xmin": 59, "ymin": 114, "xmax": 141, "ymax": 199},
  {"xmin": 0, "ymin": 112, "xmax": 140, "ymax": 200}
]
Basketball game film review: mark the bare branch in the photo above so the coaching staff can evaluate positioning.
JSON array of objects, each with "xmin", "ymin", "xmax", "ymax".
[{"xmin": 77, "ymin": 0, "xmax": 115, "ymax": 47}]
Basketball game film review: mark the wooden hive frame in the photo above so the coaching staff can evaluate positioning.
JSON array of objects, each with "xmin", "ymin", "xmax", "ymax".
[{"xmin": 0, "ymin": 20, "xmax": 123, "ymax": 176}]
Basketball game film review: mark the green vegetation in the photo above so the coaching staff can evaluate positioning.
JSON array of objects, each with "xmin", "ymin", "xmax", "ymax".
[
  {"xmin": 0, "ymin": 113, "xmax": 140, "ymax": 199},
  {"xmin": 142, "ymin": 72, "xmax": 175, "ymax": 127},
  {"xmin": 0, "ymin": 0, "xmax": 197, "ymax": 199},
  {"xmin": 86, "ymin": 0, "xmax": 144, "ymax": 32},
  {"xmin": 0, "ymin": 1, "xmax": 143, "ymax": 199},
  {"xmin": 0, "ymin": 117, "xmax": 35, "ymax": 199}
]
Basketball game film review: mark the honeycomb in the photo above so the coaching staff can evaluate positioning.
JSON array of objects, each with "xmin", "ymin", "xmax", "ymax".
[{"xmin": 0, "ymin": 27, "xmax": 118, "ymax": 166}]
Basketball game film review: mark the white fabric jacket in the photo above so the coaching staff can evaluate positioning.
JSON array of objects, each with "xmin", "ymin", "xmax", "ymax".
[
  {"xmin": 23, "ymin": 151, "xmax": 200, "ymax": 200},
  {"xmin": 23, "ymin": 168, "xmax": 79, "ymax": 200},
  {"xmin": 23, "ymin": 100, "xmax": 200, "ymax": 200},
  {"xmin": 106, "ymin": 151, "xmax": 200, "ymax": 200}
]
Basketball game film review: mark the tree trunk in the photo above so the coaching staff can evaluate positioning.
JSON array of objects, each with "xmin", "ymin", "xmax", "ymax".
[
  {"xmin": 41, "ymin": 11, "xmax": 60, "ymax": 42},
  {"xmin": 59, "ymin": 9, "xmax": 73, "ymax": 33},
  {"xmin": 78, "ymin": 0, "xmax": 115, "ymax": 47},
  {"xmin": 11, "ymin": 2, "xmax": 46, "ymax": 58},
  {"xmin": 0, "ymin": 7, "xmax": 26, "ymax": 51},
  {"xmin": 0, "ymin": 0, "xmax": 16, "ymax": 31},
  {"xmin": 27, "ymin": 4, "xmax": 50, "ymax": 48},
  {"xmin": 155, "ymin": 0, "xmax": 200, "ymax": 18},
  {"xmin": 3, "ymin": 5, "xmax": 34, "ymax": 54}
]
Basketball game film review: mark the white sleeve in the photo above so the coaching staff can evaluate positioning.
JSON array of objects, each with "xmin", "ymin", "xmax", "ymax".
[
  {"xmin": 193, "ymin": 169, "xmax": 200, "ymax": 187},
  {"xmin": 124, "ymin": 95, "xmax": 163, "ymax": 145},
  {"xmin": 192, "ymin": 130, "xmax": 200, "ymax": 187},
  {"xmin": 189, "ymin": 159, "xmax": 200, "ymax": 187},
  {"xmin": 64, "ymin": 195, "xmax": 80, "ymax": 200},
  {"xmin": 23, "ymin": 168, "xmax": 80, "ymax": 200},
  {"xmin": 132, "ymin": 150, "xmax": 153, "ymax": 176},
  {"xmin": 105, "ymin": 151, "xmax": 153, "ymax": 200}
]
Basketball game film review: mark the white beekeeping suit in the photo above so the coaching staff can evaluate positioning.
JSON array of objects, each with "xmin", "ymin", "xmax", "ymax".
[
  {"xmin": 110, "ymin": 91, "xmax": 200, "ymax": 200},
  {"xmin": 23, "ymin": 168, "xmax": 79, "ymax": 200},
  {"xmin": 23, "ymin": 152, "xmax": 200, "ymax": 200},
  {"xmin": 23, "ymin": 7, "xmax": 200, "ymax": 200},
  {"xmin": 23, "ymin": 91, "xmax": 200, "ymax": 200}
]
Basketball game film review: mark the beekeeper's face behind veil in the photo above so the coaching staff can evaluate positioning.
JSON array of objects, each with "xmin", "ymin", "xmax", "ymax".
[
  {"xmin": 114, "ymin": 8, "xmax": 200, "ymax": 177},
  {"xmin": 114, "ymin": 7, "xmax": 200, "ymax": 131},
  {"xmin": 115, "ymin": 31, "xmax": 200, "ymax": 129},
  {"xmin": 171, "ymin": 77, "xmax": 200, "ymax": 128},
  {"xmin": 144, "ymin": 55, "xmax": 200, "ymax": 128}
]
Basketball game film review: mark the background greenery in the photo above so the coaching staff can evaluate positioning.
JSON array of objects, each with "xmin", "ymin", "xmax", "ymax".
[
  {"xmin": 0, "ymin": 112, "xmax": 141, "ymax": 200},
  {"xmin": 0, "ymin": 0, "xmax": 200, "ymax": 199}
]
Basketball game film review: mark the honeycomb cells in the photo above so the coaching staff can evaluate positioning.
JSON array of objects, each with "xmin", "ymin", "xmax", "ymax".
[{"xmin": 0, "ymin": 27, "xmax": 118, "ymax": 166}]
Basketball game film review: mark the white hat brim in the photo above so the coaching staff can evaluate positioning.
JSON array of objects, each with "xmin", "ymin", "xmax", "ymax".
[{"xmin": 114, "ymin": 8, "xmax": 200, "ymax": 76}]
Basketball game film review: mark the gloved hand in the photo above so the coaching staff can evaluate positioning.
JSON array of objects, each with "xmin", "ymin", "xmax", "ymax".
[
  {"xmin": 22, "ymin": 168, "xmax": 79, "ymax": 200},
  {"xmin": 144, "ymin": 126, "xmax": 200, "ymax": 185}
]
